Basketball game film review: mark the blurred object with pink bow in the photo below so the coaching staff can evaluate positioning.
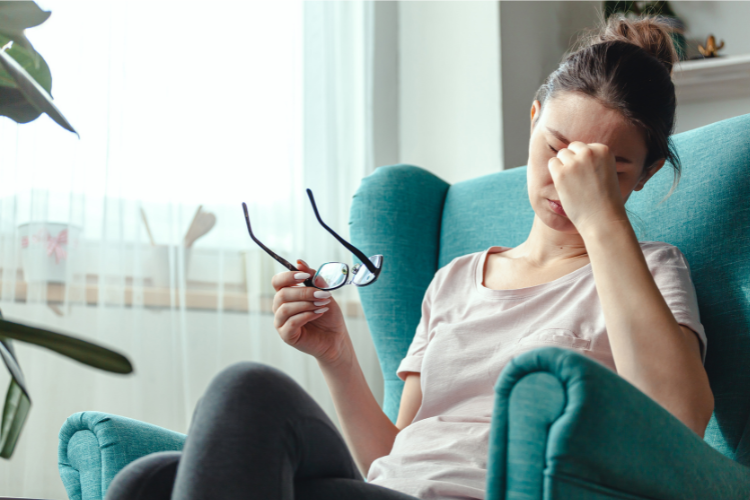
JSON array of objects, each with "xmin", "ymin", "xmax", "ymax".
[{"xmin": 18, "ymin": 222, "xmax": 83, "ymax": 283}]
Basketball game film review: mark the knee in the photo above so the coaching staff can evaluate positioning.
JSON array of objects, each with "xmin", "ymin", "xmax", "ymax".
[{"xmin": 207, "ymin": 361, "xmax": 301, "ymax": 404}]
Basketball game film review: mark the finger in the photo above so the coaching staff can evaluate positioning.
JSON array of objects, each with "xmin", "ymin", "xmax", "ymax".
[
  {"xmin": 313, "ymin": 274, "xmax": 329, "ymax": 289},
  {"xmin": 548, "ymin": 156, "xmax": 563, "ymax": 169},
  {"xmin": 547, "ymin": 156, "xmax": 564, "ymax": 182},
  {"xmin": 296, "ymin": 259, "xmax": 317, "ymax": 274},
  {"xmin": 566, "ymin": 141, "xmax": 588, "ymax": 153},
  {"xmin": 555, "ymin": 147, "xmax": 574, "ymax": 162},
  {"xmin": 273, "ymin": 286, "xmax": 332, "ymax": 313},
  {"xmin": 276, "ymin": 304, "xmax": 330, "ymax": 337},
  {"xmin": 560, "ymin": 141, "xmax": 592, "ymax": 156},
  {"xmin": 271, "ymin": 269, "xmax": 312, "ymax": 292},
  {"xmin": 278, "ymin": 310, "xmax": 328, "ymax": 344},
  {"xmin": 274, "ymin": 299, "xmax": 330, "ymax": 328}
]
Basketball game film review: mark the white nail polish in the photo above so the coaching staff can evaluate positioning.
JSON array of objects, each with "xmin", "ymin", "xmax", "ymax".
[
  {"xmin": 314, "ymin": 307, "xmax": 329, "ymax": 314},
  {"xmin": 294, "ymin": 273, "xmax": 310, "ymax": 280},
  {"xmin": 313, "ymin": 291, "xmax": 332, "ymax": 299},
  {"xmin": 314, "ymin": 299, "xmax": 331, "ymax": 307}
]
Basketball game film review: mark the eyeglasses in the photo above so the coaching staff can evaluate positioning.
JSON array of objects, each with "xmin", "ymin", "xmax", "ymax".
[{"xmin": 242, "ymin": 188, "xmax": 383, "ymax": 291}]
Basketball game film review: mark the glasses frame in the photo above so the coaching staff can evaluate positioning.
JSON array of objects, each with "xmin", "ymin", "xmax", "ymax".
[{"xmin": 242, "ymin": 188, "xmax": 383, "ymax": 291}]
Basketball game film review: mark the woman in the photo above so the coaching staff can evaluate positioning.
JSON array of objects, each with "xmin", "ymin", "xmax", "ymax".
[{"xmin": 106, "ymin": 13, "xmax": 713, "ymax": 500}]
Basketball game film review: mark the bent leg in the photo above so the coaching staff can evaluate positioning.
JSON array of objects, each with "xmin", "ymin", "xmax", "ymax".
[
  {"xmin": 104, "ymin": 451, "xmax": 180, "ymax": 500},
  {"xmin": 172, "ymin": 361, "xmax": 362, "ymax": 500},
  {"xmin": 297, "ymin": 478, "xmax": 422, "ymax": 500}
]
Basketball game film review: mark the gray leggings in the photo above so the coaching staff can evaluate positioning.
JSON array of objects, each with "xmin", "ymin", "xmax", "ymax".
[{"xmin": 105, "ymin": 362, "xmax": 420, "ymax": 500}]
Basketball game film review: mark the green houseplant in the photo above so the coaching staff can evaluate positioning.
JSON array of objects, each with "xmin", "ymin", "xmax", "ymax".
[{"xmin": 0, "ymin": 1, "xmax": 132, "ymax": 459}]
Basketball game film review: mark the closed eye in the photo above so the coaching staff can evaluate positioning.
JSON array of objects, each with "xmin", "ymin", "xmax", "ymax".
[{"xmin": 548, "ymin": 144, "xmax": 558, "ymax": 153}]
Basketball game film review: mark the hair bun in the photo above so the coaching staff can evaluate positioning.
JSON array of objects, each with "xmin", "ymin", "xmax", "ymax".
[{"xmin": 586, "ymin": 13, "xmax": 680, "ymax": 74}]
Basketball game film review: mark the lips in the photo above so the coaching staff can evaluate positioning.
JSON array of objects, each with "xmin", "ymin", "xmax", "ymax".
[{"xmin": 548, "ymin": 199, "xmax": 567, "ymax": 216}]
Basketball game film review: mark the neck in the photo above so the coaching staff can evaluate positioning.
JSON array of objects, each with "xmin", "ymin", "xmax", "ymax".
[{"xmin": 515, "ymin": 216, "xmax": 589, "ymax": 268}]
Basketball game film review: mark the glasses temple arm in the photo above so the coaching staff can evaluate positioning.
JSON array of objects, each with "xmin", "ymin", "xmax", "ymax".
[
  {"xmin": 305, "ymin": 189, "xmax": 379, "ymax": 274},
  {"xmin": 242, "ymin": 203, "xmax": 302, "ymax": 274}
]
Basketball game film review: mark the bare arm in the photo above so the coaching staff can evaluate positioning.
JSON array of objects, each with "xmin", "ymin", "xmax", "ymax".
[
  {"xmin": 318, "ymin": 341, "xmax": 424, "ymax": 477},
  {"xmin": 583, "ymin": 220, "xmax": 714, "ymax": 437},
  {"xmin": 317, "ymin": 336, "xmax": 400, "ymax": 477}
]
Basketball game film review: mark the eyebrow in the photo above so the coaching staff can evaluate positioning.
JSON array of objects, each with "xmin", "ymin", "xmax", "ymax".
[{"xmin": 546, "ymin": 127, "xmax": 632, "ymax": 164}]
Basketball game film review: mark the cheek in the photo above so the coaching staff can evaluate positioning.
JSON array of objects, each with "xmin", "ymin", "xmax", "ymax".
[{"xmin": 529, "ymin": 155, "xmax": 555, "ymax": 185}]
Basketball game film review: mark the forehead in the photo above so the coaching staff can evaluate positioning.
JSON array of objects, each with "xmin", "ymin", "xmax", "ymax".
[{"xmin": 542, "ymin": 93, "xmax": 646, "ymax": 155}]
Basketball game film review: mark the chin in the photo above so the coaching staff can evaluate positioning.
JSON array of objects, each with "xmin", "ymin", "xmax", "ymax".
[{"xmin": 539, "ymin": 206, "xmax": 578, "ymax": 233}]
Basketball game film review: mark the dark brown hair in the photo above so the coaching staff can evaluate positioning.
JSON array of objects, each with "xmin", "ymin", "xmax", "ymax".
[{"xmin": 533, "ymin": 13, "xmax": 682, "ymax": 206}]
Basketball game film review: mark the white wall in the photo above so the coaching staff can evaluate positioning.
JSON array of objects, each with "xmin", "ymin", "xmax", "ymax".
[
  {"xmin": 372, "ymin": 1, "xmax": 400, "ymax": 171},
  {"xmin": 499, "ymin": 1, "xmax": 602, "ymax": 171},
  {"xmin": 671, "ymin": 1, "xmax": 750, "ymax": 58},
  {"xmin": 670, "ymin": 1, "xmax": 750, "ymax": 133},
  {"xmin": 396, "ymin": 1, "xmax": 750, "ymax": 183},
  {"xmin": 398, "ymin": 1, "xmax": 502, "ymax": 185}
]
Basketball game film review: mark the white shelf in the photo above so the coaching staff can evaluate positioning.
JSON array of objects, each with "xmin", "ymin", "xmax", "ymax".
[{"xmin": 672, "ymin": 53, "xmax": 750, "ymax": 103}]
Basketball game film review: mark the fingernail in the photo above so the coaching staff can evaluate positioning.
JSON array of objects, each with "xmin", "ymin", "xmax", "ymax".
[
  {"xmin": 313, "ymin": 307, "xmax": 329, "ymax": 314},
  {"xmin": 313, "ymin": 291, "xmax": 331, "ymax": 299},
  {"xmin": 297, "ymin": 259, "xmax": 309, "ymax": 267},
  {"xmin": 294, "ymin": 272, "xmax": 310, "ymax": 280},
  {"xmin": 313, "ymin": 299, "xmax": 331, "ymax": 307}
]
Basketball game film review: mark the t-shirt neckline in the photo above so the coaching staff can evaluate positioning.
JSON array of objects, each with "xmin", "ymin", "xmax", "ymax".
[{"xmin": 474, "ymin": 246, "xmax": 594, "ymax": 299}]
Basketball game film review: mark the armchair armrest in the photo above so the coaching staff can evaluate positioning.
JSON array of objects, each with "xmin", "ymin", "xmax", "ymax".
[
  {"xmin": 487, "ymin": 347, "xmax": 750, "ymax": 500},
  {"xmin": 58, "ymin": 411, "xmax": 186, "ymax": 500}
]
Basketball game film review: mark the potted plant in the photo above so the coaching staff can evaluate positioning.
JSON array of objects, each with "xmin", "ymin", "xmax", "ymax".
[{"xmin": 0, "ymin": 1, "xmax": 132, "ymax": 459}]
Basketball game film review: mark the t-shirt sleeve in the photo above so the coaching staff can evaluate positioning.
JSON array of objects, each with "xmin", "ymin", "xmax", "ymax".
[
  {"xmin": 647, "ymin": 244, "xmax": 707, "ymax": 364},
  {"xmin": 396, "ymin": 272, "xmax": 440, "ymax": 381}
]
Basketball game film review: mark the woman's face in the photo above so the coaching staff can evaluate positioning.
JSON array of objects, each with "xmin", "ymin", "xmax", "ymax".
[{"xmin": 527, "ymin": 92, "xmax": 664, "ymax": 236}]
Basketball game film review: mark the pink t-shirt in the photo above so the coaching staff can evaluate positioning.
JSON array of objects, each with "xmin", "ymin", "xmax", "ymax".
[{"xmin": 366, "ymin": 241, "xmax": 707, "ymax": 500}]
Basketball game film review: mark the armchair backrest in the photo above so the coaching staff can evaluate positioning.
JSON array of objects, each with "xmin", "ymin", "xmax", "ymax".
[{"xmin": 349, "ymin": 113, "xmax": 750, "ymax": 465}]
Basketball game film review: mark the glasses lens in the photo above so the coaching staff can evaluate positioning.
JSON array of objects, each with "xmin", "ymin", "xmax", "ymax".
[
  {"xmin": 352, "ymin": 255, "xmax": 382, "ymax": 286},
  {"xmin": 315, "ymin": 263, "xmax": 348, "ymax": 290}
]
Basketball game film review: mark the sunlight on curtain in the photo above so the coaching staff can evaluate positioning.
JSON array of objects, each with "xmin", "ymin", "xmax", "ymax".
[{"xmin": 0, "ymin": 1, "xmax": 380, "ymax": 497}]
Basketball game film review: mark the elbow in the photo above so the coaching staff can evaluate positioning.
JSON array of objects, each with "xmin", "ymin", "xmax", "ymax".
[
  {"xmin": 688, "ymin": 391, "xmax": 714, "ymax": 439},
  {"xmin": 699, "ymin": 392, "xmax": 715, "ymax": 437}
]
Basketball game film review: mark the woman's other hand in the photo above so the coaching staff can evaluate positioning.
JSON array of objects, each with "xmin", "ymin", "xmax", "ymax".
[{"xmin": 271, "ymin": 259, "xmax": 350, "ymax": 366}]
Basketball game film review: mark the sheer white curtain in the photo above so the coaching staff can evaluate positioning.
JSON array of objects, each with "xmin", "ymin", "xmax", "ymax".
[{"xmin": 0, "ymin": 1, "xmax": 380, "ymax": 498}]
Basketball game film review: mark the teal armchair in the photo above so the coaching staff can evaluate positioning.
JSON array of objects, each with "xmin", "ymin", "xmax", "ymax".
[{"xmin": 59, "ymin": 113, "xmax": 750, "ymax": 499}]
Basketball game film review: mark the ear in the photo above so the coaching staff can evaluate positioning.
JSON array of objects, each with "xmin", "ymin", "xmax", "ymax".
[
  {"xmin": 530, "ymin": 100, "xmax": 541, "ymax": 131},
  {"xmin": 634, "ymin": 159, "xmax": 666, "ymax": 191}
]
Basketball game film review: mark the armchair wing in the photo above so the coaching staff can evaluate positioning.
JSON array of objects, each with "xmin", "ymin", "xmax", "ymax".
[
  {"xmin": 349, "ymin": 164, "xmax": 450, "ymax": 423},
  {"xmin": 58, "ymin": 411, "xmax": 186, "ymax": 500},
  {"xmin": 488, "ymin": 346, "xmax": 750, "ymax": 500}
]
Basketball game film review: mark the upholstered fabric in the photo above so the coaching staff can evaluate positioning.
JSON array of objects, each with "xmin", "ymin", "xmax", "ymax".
[
  {"xmin": 352, "ymin": 114, "xmax": 750, "ymax": 467},
  {"xmin": 349, "ymin": 166, "xmax": 450, "ymax": 423},
  {"xmin": 58, "ymin": 412, "xmax": 186, "ymax": 500},
  {"xmin": 488, "ymin": 347, "xmax": 750, "ymax": 500},
  {"xmin": 622, "ymin": 114, "xmax": 750, "ymax": 465}
]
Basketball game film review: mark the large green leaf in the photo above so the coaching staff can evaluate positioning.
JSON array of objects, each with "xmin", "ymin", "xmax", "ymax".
[
  {"xmin": 0, "ymin": 41, "xmax": 77, "ymax": 135},
  {"xmin": 0, "ymin": 326, "xmax": 30, "ymax": 459},
  {"xmin": 0, "ymin": 85, "xmax": 41, "ymax": 122},
  {"xmin": 0, "ymin": 33, "xmax": 49, "ymax": 91},
  {"xmin": 0, "ymin": 339, "xmax": 27, "ymax": 398},
  {"xmin": 0, "ymin": 1, "xmax": 50, "ymax": 32},
  {"xmin": 0, "ymin": 32, "xmax": 51, "ymax": 125},
  {"xmin": 0, "ymin": 318, "xmax": 133, "ymax": 374},
  {"xmin": 0, "ymin": 1, "xmax": 50, "ymax": 54},
  {"xmin": 0, "ymin": 378, "xmax": 30, "ymax": 459}
]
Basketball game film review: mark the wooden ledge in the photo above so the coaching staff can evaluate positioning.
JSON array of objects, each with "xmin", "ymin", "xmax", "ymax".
[{"xmin": 2, "ymin": 277, "xmax": 365, "ymax": 317}]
